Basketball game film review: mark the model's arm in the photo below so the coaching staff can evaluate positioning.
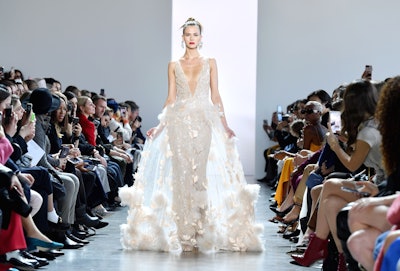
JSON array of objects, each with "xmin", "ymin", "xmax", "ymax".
[
  {"xmin": 163, "ymin": 61, "xmax": 177, "ymax": 108},
  {"xmin": 147, "ymin": 62, "xmax": 177, "ymax": 138},
  {"xmin": 209, "ymin": 58, "xmax": 235, "ymax": 137}
]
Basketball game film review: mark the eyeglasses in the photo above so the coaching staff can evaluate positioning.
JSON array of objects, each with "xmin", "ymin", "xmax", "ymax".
[{"xmin": 301, "ymin": 108, "xmax": 319, "ymax": 114}]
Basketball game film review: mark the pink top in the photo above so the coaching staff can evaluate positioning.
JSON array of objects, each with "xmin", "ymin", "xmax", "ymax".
[{"xmin": 0, "ymin": 136, "xmax": 13, "ymax": 165}]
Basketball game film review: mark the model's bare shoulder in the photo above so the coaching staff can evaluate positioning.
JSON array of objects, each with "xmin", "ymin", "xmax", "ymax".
[
  {"xmin": 168, "ymin": 61, "xmax": 177, "ymax": 73},
  {"xmin": 168, "ymin": 61, "xmax": 177, "ymax": 68},
  {"xmin": 208, "ymin": 58, "xmax": 217, "ymax": 69}
]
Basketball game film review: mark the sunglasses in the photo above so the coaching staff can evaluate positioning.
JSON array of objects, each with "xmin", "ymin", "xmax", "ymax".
[{"xmin": 301, "ymin": 108, "xmax": 319, "ymax": 114}]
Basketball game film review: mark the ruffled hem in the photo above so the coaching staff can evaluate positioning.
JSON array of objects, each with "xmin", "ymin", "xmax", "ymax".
[{"xmin": 119, "ymin": 103, "xmax": 264, "ymax": 253}]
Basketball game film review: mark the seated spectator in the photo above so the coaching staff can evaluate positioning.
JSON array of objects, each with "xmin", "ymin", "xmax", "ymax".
[
  {"xmin": 291, "ymin": 79, "xmax": 383, "ymax": 270},
  {"xmin": 343, "ymin": 76, "xmax": 400, "ymax": 271}
]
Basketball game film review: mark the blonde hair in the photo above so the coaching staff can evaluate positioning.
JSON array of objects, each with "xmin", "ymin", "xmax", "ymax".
[{"xmin": 77, "ymin": 96, "xmax": 91, "ymax": 114}]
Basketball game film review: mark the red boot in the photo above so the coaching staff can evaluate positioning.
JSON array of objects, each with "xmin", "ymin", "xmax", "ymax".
[
  {"xmin": 291, "ymin": 232, "xmax": 328, "ymax": 267},
  {"xmin": 337, "ymin": 253, "xmax": 348, "ymax": 271}
]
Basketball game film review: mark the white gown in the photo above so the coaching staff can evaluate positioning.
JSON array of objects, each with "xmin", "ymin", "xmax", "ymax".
[{"xmin": 119, "ymin": 58, "xmax": 264, "ymax": 253}]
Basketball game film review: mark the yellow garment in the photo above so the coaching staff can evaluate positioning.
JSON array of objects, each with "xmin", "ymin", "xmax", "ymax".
[
  {"xmin": 274, "ymin": 157, "xmax": 294, "ymax": 206},
  {"xmin": 310, "ymin": 142, "xmax": 322, "ymax": 152}
]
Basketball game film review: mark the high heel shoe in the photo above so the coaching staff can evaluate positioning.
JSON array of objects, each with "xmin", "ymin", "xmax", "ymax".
[
  {"xmin": 291, "ymin": 233, "xmax": 328, "ymax": 267},
  {"xmin": 26, "ymin": 237, "xmax": 64, "ymax": 251},
  {"xmin": 282, "ymin": 217, "xmax": 299, "ymax": 226},
  {"xmin": 283, "ymin": 229, "xmax": 300, "ymax": 239},
  {"xmin": 269, "ymin": 205, "xmax": 293, "ymax": 217}
]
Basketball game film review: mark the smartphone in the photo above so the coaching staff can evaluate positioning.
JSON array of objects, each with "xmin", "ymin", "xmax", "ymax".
[
  {"xmin": 365, "ymin": 65, "xmax": 373, "ymax": 72},
  {"xmin": 59, "ymin": 146, "xmax": 70, "ymax": 158},
  {"xmin": 85, "ymin": 164, "xmax": 97, "ymax": 171},
  {"xmin": 30, "ymin": 112, "xmax": 36, "ymax": 122},
  {"xmin": 26, "ymin": 103, "xmax": 32, "ymax": 115},
  {"xmin": 100, "ymin": 89, "xmax": 105, "ymax": 96},
  {"xmin": 341, "ymin": 186, "xmax": 370, "ymax": 197},
  {"xmin": 282, "ymin": 114, "xmax": 290, "ymax": 122},
  {"xmin": 329, "ymin": 110, "xmax": 342, "ymax": 134},
  {"xmin": 120, "ymin": 107, "xmax": 127, "ymax": 118},
  {"xmin": 277, "ymin": 105, "xmax": 283, "ymax": 122},
  {"xmin": 0, "ymin": 112, "xmax": 2, "ymax": 123},
  {"xmin": 72, "ymin": 117, "xmax": 79, "ymax": 125},
  {"xmin": 4, "ymin": 106, "xmax": 12, "ymax": 125},
  {"xmin": 93, "ymin": 119, "xmax": 100, "ymax": 128}
]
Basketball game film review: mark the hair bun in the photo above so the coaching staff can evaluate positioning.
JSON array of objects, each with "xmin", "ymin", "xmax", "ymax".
[{"xmin": 181, "ymin": 17, "xmax": 202, "ymax": 33}]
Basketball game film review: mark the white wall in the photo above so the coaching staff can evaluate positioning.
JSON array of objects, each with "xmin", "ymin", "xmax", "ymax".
[
  {"xmin": 255, "ymin": 0, "xmax": 400, "ymax": 178},
  {"xmin": 3, "ymin": 1, "xmax": 400, "ymax": 177},
  {"xmin": 0, "ymin": 0, "xmax": 172, "ymax": 135},
  {"xmin": 172, "ymin": 0, "xmax": 258, "ymax": 175}
]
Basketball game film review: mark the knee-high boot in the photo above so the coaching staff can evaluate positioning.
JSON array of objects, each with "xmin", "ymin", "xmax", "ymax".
[
  {"xmin": 291, "ymin": 232, "xmax": 328, "ymax": 266},
  {"xmin": 337, "ymin": 253, "xmax": 348, "ymax": 271}
]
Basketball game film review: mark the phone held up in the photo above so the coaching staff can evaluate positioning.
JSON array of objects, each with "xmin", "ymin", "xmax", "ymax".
[
  {"xmin": 72, "ymin": 117, "xmax": 79, "ymax": 125},
  {"xmin": 329, "ymin": 110, "xmax": 342, "ymax": 134},
  {"xmin": 363, "ymin": 65, "xmax": 373, "ymax": 80},
  {"xmin": 277, "ymin": 105, "xmax": 283, "ymax": 122},
  {"xmin": 4, "ymin": 106, "xmax": 12, "ymax": 125}
]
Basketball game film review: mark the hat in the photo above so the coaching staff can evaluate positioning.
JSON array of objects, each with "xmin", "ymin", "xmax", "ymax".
[
  {"xmin": 107, "ymin": 98, "xmax": 119, "ymax": 112},
  {"xmin": 29, "ymin": 88, "xmax": 61, "ymax": 115},
  {"xmin": 0, "ymin": 84, "xmax": 10, "ymax": 102}
]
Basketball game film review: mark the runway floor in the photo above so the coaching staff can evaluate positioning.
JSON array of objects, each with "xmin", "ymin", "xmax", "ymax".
[{"xmin": 16, "ymin": 178, "xmax": 322, "ymax": 271}]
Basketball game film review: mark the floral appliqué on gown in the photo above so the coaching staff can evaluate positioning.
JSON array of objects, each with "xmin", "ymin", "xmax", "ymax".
[{"xmin": 119, "ymin": 58, "xmax": 264, "ymax": 253}]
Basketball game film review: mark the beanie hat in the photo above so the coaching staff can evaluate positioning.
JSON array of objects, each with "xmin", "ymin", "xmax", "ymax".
[{"xmin": 29, "ymin": 88, "xmax": 61, "ymax": 115}]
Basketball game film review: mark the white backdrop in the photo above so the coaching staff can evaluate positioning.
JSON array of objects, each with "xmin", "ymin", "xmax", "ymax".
[{"xmin": 172, "ymin": 0, "xmax": 258, "ymax": 174}]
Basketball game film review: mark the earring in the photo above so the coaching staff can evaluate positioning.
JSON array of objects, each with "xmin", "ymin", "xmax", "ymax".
[
  {"xmin": 198, "ymin": 41, "xmax": 203, "ymax": 49},
  {"xmin": 181, "ymin": 41, "xmax": 185, "ymax": 48}
]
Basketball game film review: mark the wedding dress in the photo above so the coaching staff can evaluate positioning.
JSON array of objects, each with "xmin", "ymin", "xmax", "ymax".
[{"xmin": 119, "ymin": 58, "xmax": 264, "ymax": 253}]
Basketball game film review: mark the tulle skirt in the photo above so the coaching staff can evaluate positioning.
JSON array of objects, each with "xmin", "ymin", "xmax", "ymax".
[{"xmin": 119, "ymin": 104, "xmax": 264, "ymax": 253}]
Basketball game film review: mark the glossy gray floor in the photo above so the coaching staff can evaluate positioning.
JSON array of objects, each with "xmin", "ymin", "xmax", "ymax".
[{"xmin": 41, "ymin": 178, "xmax": 320, "ymax": 271}]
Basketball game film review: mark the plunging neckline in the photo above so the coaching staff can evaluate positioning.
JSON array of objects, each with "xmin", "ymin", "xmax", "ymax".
[{"xmin": 178, "ymin": 58, "xmax": 205, "ymax": 96}]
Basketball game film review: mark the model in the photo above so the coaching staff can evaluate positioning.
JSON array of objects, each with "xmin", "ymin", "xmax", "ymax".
[{"xmin": 119, "ymin": 18, "xmax": 264, "ymax": 253}]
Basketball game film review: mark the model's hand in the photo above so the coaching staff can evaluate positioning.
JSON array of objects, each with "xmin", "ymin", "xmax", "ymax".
[
  {"xmin": 146, "ymin": 127, "xmax": 158, "ymax": 138},
  {"xmin": 225, "ymin": 127, "xmax": 235, "ymax": 138}
]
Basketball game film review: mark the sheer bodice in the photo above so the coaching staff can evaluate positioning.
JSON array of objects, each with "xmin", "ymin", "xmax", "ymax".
[{"xmin": 119, "ymin": 58, "xmax": 264, "ymax": 253}]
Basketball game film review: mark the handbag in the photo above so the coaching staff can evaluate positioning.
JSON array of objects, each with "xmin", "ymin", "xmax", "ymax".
[{"xmin": 0, "ymin": 186, "xmax": 32, "ymax": 229}]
